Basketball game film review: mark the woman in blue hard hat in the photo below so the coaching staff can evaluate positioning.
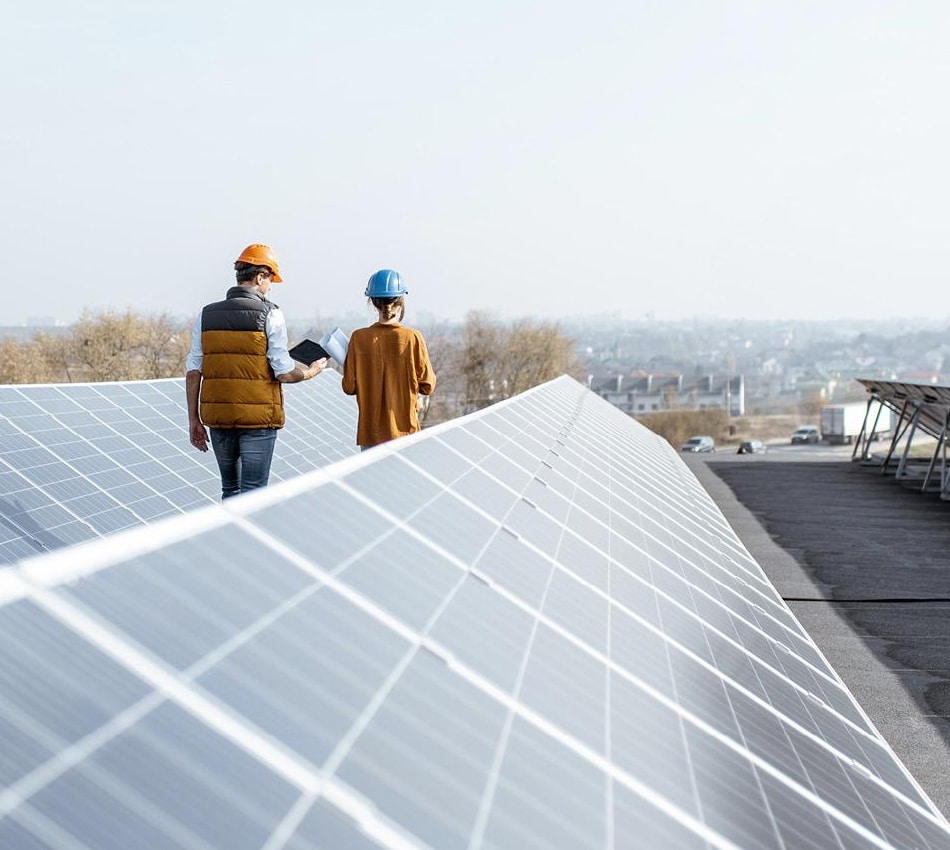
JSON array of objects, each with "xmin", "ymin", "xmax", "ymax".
[{"xmin": 342, "ymin": 269, "xmax": 436, "ymax": 450}]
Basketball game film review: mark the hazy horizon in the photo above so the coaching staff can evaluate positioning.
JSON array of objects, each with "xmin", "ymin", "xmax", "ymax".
[
  {"xmin": 6, "ymin": 2, "xmax": 950, "ymax": 326},
  {"xmin": 9, "ymin": 309, "xmax": 950, "ymax": 336}
]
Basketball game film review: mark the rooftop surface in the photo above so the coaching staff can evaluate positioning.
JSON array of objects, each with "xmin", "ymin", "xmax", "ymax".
[{"xmin": 688, "ymin": 447, "xmax": 950, "ymax": 818}]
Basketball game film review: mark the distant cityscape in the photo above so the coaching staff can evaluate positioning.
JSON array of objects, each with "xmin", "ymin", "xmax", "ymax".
[
  {"xmin": 6, "ymin": 313, "xmax": 950, "ymax": 418},
  {"xmin": 556, "ymin": 314, "xmax": 950, "ymax": 417}
]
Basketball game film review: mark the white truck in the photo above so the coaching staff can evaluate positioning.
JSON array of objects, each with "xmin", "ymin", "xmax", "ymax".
[{"xmin": 820, "ymin": 401, "xmax": 895, "ymax": 445}]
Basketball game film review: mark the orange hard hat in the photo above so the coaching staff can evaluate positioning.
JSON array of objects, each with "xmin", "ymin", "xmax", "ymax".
[{"xmin": 235, "ymin": 243, "xmax": 283, "ymax": 282}]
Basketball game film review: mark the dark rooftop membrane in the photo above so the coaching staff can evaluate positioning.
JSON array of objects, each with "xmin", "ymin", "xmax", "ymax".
[{"xmin": 695, "ymin": 457, "xmax": 950, "ymax": 818}]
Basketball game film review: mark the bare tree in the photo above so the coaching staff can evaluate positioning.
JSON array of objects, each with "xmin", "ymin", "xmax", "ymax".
[
  {"xmin": 457, "ymin": 311, "xmax": 505, "ymax": 413},
  {"xmin": 416, "ymin": 320, "xmax": 461, "ymax": 425},
  {"xmin": 0, "ymin": 333, "xmax": 74, "ymax": 384},
  {"xmin": 66, "ymin": 311, "xmax": 145, "ymax": 381},
  {"xmin": 0, "ymin": 311, "xmax": 192, "ymax": 385},
  {"xmin": 32, "ymin": 333, "xmax": 74, "ymax": 383},
  {"xmin": 451, "ymin": 312, "xmax": 578, "ymax": 414},
  {"xmin": 138, "ymin": 313, "xmax": 190, "ymax": 379},
  {"xmin": 501, "ymin": 319, "xmax": 578, "ymax": 396},
  {"xmin": 638, "ymin": 408, "xmax": 730, "ymax": 450},
  {"xmin": 0, "ymin": 339, "xmax": 48, "ymax": 385}
]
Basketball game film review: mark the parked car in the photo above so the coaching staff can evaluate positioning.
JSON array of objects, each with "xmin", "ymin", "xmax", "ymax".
[
  {"xmin": 790, "ymin": 425, "xmax": 821, "ymax": 445},
  {"xmin": 681, "ymin": 435, "xmax": 716, "ymax": 453},
  {"xmin": 737, "ymin": 439, "xmax": 767, "ymax": 455}
]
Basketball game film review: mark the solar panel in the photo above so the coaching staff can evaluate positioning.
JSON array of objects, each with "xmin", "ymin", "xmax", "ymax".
[
  {"xmin": 857, "ymin": 378, "xmax": 950, "ymax": 497},
  {"xmin": 0, "ymin": 372, "xmax": 358, "ymax": 564},
  {"xmin": 1, "ymin": 375, "xmax": 948, "ymax": 849},
  {"xmin": 857, "ymin": 379, "xmax": 950, "ymax": 443}
]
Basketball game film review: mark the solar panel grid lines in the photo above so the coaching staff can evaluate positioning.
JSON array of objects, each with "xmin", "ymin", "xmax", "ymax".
[
  {"xmin": 544, "ymin": 450, "xmax": 777, "ymax": 614},
  {"xmin": 360, "ymin": 388, "xmax": 924, "ymax": 840},
  {"xmin": 0, "ymin": 410, "xmax": 187, "ymax": 526},
  {"xmin": 232, "ymin": 477, "xmax": 765, "ymax": 850},
  {"xmin": 14, "ymin": 493, "xmax": 236, "ymax": 593},
  {"xmin": 518, "ymin": 406, "xmax": 765, "ymax": 587},
  {"xmin": 413, "ymin": 644, "xmax": 750, "ymax": 850},
  {"xmin": 448, "ymin": 390, "xmax": 950, "ymax": 828},
  {"xmin": 5, "ymin": 496, "xmax": 936, "ymax": 846},
  {"xmin": 218, "ymin": 517, "xmax": 506, "ymax": 848},
  {"xmin": 430, "ymin": 399, "xmax": 829, "ymax": 691},
  {"xmin": 0, "ymin": 382, "xmax": 212, "ymax": 556},
  {"xmin": 0, "ymin": 484, "xmax": 400, "ymax": 820},
  {"xmin": 408, "ymin": 390, "xmax": 864, "ymax": 708},
  {"xmin": 0, "ymin": 588, "xmax": 418, "ymax": 850},
  {"xmin": 450, "ymin": 390, "xmax": 724, "ymax": 548},
  {"xmin": 392, "ymin": 454, "xmax": 922, "ymax": 814},
  {"xmin": 462, "ymin": 529, "xmax": 898, "ymax": 804},
  {"xmin": 0, "ymin": 668, "xmax": 168, "ymax": 826},
  {"xmin": 0, "ymin": 372, "xmax": 358, "ymax": 564},
  {"xmin": 14, "ymin": 480, "xmax": 494, "ymax": 846},
  {"xmin": 324, "ymin": 391, "xmax": 942, "ymax": 827},
  {"xmin": 0, "ymin": 464, "xmax": 109, "ymax": 558},
  {"xmin": 2, "ymin": 375, "xmax": 950, "ymax": 848}
]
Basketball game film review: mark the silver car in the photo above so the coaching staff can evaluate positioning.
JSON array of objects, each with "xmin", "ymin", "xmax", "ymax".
[
  {"xmin": 681, "ymin": 435, "xmax": 716, "ymax": 453},
  {"xmin": 790, "ymin": 425, "xmax": 821, "ymax": 445}
]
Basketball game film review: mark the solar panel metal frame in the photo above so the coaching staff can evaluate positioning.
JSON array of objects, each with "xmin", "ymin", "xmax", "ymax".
[
  {"xmin": 1, "ymin": 375, "xmax": 948, "ymax": 849},
  {"xmin": 858, "ymin": 377, "xmax": 950, "ymax": 498}
]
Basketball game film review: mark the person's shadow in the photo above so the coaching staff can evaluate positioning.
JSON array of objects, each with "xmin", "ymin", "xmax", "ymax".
[{"xmin": 0, "ymin": 495, "xmax": 67, "ymax": 563}]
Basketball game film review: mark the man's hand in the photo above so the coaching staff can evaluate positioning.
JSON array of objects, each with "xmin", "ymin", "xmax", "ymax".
[
  {"xmin": 190, "ymin": 419, "xmax": 209, "ymax": 452},
  {"xmin": 277, "ymin": 357, "xmax": 329, "ymax": 383},
  {"xmin": 307, "ymin": 357, "xmax": 329, "ymax": 378},
  {"xmin": 185, "ymin": 371, "xmax": 207, "ymax": 451}
]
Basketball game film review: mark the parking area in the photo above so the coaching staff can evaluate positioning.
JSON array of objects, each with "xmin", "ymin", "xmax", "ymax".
[{"xmin": 678, "ymin": 439, "xmax": 860, "ymax": 463}]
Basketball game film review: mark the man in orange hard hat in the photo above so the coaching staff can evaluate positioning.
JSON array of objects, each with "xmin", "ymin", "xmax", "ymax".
[{"xmin": 184, "ymin": 243, "xmax": 327, "ymax": 498}]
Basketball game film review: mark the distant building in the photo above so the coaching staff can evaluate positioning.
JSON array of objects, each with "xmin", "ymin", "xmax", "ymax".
[
  {"xmin": 0, "ymin": 324, "xmax": 72, "ymax": 343},
  {"xmin": 594, "ymin": 373, "xmax": 745, "ymax": 416}
]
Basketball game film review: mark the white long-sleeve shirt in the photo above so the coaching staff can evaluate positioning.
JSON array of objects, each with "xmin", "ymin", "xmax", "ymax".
[{"xmin": 185, "ymin": 306, "xmax": 295, "ymax": 377}]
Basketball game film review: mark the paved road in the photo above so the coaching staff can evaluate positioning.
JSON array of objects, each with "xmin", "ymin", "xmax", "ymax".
[{"xmin": 686, "ymin": 449, "xmax": 950, "ymax": 818}]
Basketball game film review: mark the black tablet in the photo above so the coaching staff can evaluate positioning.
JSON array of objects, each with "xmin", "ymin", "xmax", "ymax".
[{"xmin": 288, "ymin": 339, "xmax": 331, "ymax": 364}]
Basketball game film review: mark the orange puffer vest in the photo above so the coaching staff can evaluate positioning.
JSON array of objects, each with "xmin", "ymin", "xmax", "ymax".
[{"xmin": 199, "ymin": 287, "xmax": 285, "ymax": 429}]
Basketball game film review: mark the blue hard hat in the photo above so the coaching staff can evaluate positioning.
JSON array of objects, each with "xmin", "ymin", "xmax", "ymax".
[{"xmin": 365, "ymin": 269, "xmax": 409, "ymax": 298}]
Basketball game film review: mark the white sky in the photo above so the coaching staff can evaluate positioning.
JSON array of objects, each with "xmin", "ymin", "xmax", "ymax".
[{"xmin": 5, "ymin": 1, "xmax": 950, "ymax": 325}]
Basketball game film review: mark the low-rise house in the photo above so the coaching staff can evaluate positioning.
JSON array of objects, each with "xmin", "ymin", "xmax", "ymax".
[{"xmin": 595, "ymin": 373, "xmax": 745, "ymax": 416}]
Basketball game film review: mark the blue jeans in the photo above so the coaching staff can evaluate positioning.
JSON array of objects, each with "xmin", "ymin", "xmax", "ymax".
[{"xmin": 209, "ymin": 428, "xmax": 278, "ymax": 499}]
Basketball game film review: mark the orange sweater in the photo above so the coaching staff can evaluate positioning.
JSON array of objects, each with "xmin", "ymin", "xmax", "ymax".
[{"xmin": 342, "ymin": 322, "xmax": 436, "ymax": 448}]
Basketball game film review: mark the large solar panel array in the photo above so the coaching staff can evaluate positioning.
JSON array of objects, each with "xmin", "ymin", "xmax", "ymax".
[
  {"xmin": 857, "ymin": 379, "xmax": 950, "ymax": 444},
  {"xmin": 858, "ymin": 378, "xmax": 950, "ymax": 498},
  {"xmin": 1, "ymin": 375, "xmax": 948, "ymax": 849},
  {"xmin": 0, "ymin": 371, "xmax": 357, "ymax": 564}
]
